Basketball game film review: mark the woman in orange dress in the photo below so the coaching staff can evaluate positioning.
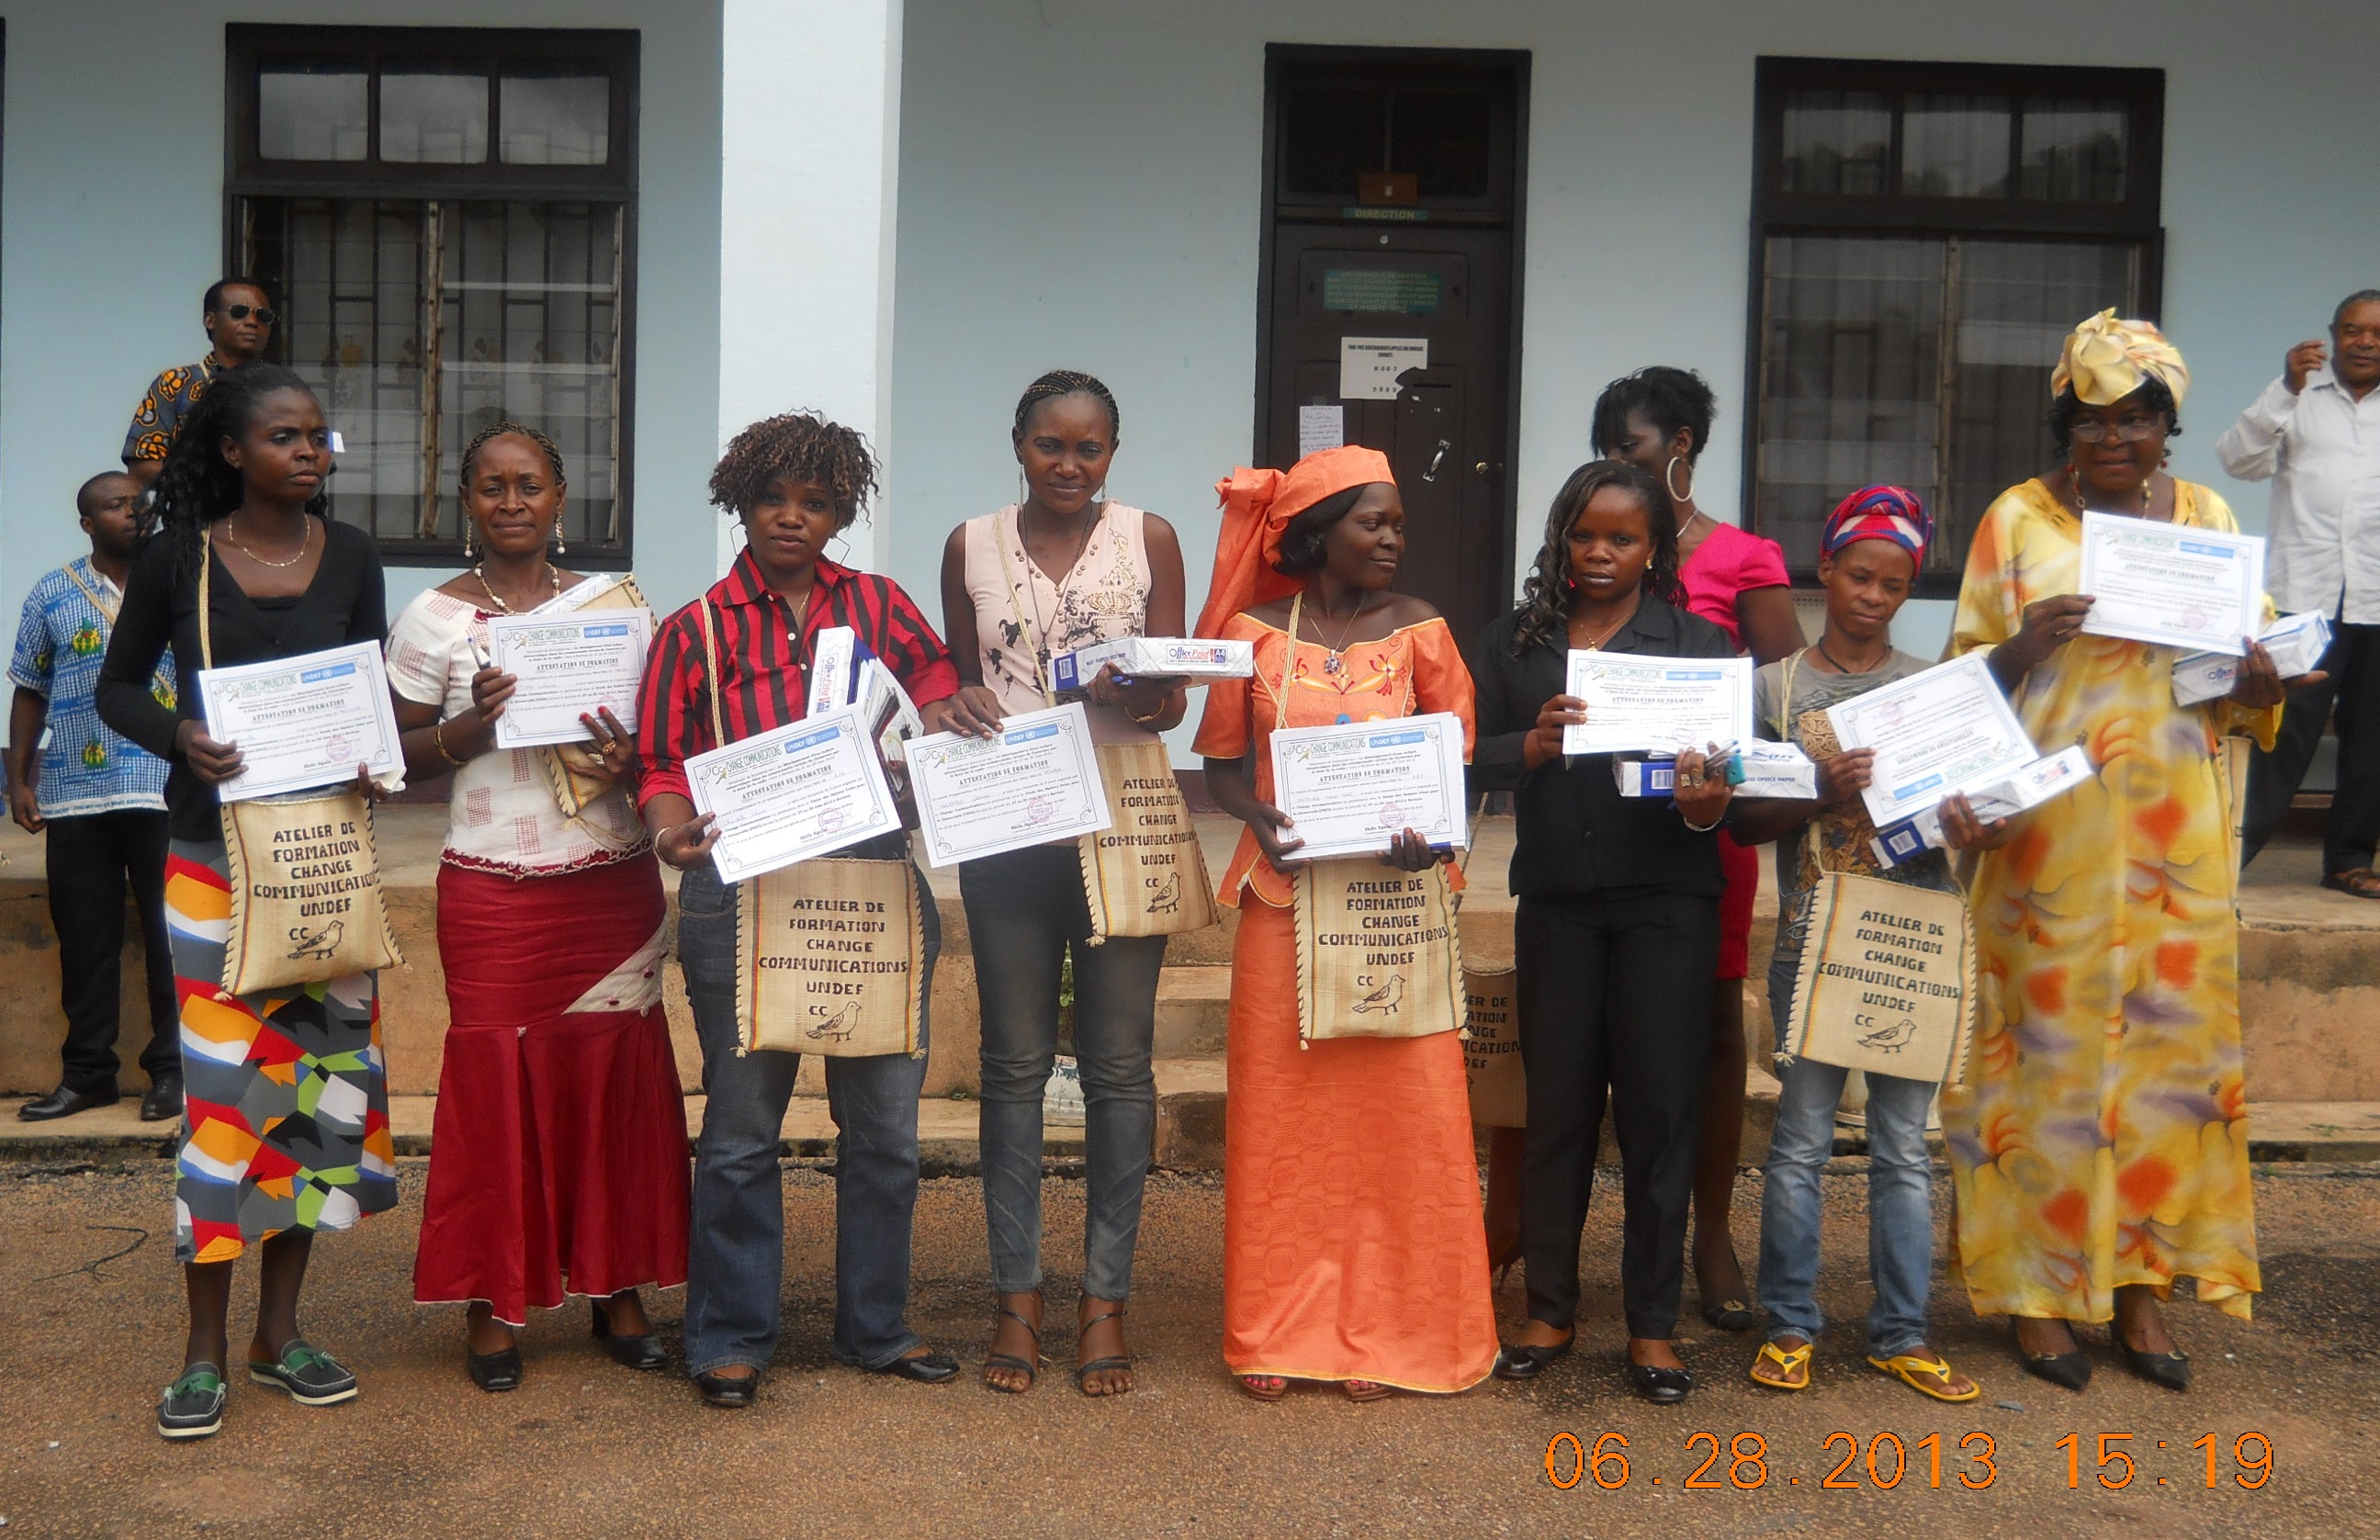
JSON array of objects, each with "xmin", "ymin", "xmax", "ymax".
[{"xmin": 1192, "ymin": 445, "xmax": 1497, "ymax": 1400}]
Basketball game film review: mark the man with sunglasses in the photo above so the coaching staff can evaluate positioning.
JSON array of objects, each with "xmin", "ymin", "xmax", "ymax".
[{"xmin": 119, "ymin": 279, "xmax": 276, "ymax": 489}]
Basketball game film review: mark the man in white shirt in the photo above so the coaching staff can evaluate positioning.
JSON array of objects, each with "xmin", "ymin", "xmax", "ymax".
[{"xmin": 2216, "ymin": 289, "xmax": 2380, "ymax": 890}]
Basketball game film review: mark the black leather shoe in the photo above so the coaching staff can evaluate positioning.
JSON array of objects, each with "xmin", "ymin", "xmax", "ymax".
[
  {"xmin": 1628, "ymin": 1363, "xmax": 1694, "ymax": 1405},
  {"xmin": 2116, "ymin": 1339, "xmax": 2190, "ymax": 1391},
  {"xmin": 17, "ymin": 1085, "xmax": 118, "ymax": 1121},
  {"xmin": 1492, "ymin": 1336, "xmax": 1574, "ymax": 1382},
  {"xmin": 140, "ymin": 1074, "xmax": 184, "ymax": 1123},
  {"xmin": 694, "ymin": 1368, "xmax": 760, "ymax": 1408},
  {"xmin": 467, "ymin": 1346, "xmax": 524, "ymax": 1393},
  {"xmin": 871, "ymin": 1349, "xmax": 960, "ymax": 1384},
  {"xmin": 2014, "ymin": 1325, "xmax": 2092, "ymax": 1390},
  {"xmin": 591, "ymin": 1300, "xmax": 668, "ymax": 1372}
]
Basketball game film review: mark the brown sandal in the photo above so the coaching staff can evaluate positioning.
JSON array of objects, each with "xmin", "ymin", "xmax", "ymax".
[
  {"xmin": 1344, "ymin": 1378, "xmax": 1395, "ymax": 1402},
  {"xmin": 1238, "ymin": 1374, "xmax": 1289, "ymax": 1401},
  {"xmin": 2323, "ymin": 867, "xmax": 2380, "ymax": 899}
]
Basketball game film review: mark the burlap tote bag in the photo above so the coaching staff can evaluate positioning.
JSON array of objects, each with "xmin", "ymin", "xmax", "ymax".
[
  {"xmin": 536, "ymin": 575, "xmax": 650, "ymax": 820},
  {"xmin": 695, "ymin": 600, "xmax": 925, "ymax": 1059},
  {"xmin": 1291, "ymin": 858, "xmax": 1465, "ymax": 1045},
  {"xmin": 1783, "ymin": 871, "xmax": 1977, "ymax": 1087},
  {"xmin": 1461, "ymin": 963, "xmax": 1526, "ymax": 1127},
  {"xmin": 198, "ymin": 533, "xmax": 402, "ymax": 996},
  {"xmin": 1078, "ymin": 738, "xmax": 1216, "ymax": 942}
]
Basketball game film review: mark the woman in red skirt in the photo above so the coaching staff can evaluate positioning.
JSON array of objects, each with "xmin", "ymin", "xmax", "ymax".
[{"xmin": 389, "ymin": 422, "xmax": 689, "ymax": 1391}]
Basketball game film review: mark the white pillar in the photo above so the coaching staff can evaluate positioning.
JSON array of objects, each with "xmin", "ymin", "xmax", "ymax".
[{"xmin": 716, "ymin": 0, "xmax": 905, "ymax": 576}]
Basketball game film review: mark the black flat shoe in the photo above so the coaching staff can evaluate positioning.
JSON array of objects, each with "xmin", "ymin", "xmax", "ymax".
[
  {"xmin": 694, "ymin": 1368, "xmax": 760, "ymax": 1408},
  {"xmin": 2117, "ymin": 1339, "xmax": 2191, "ymax": 1391},
  {"xmin": 1492, "ymin": 1335, "xmax": 1574, "ymax": 1382},
  {"xmin": 871, "ymin": 1349, "xmax": 961, "ymax": 1384},
  {"xmin": 591, "ymin": 1299, "xmax": 668, "ymax": 1372},
  {"xmin": 2013, "ymin": 1325, "xmax": 2092, "ymax": 1390},
  {"xmin": 1701, "ymin": 1298, "xmax": 1758, "ymax": 1332},
  {"xmin": 1628, "ymin": 1363, "xmax": 1694, "ymax": 1405},
  {"xmin": 17, "ymin": 1085, "xmax": 117, "ymax": 1121},
  {"xmin": 139, "ymin": 1074, "xmax": 185, "ymax": 1123},
  {"xmin": 467, "ymin": 1346, "xmax": 523, "ymax": 1393}
]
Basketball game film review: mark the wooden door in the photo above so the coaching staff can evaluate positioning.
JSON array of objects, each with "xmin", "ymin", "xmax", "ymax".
[{"xmin": 1258, "ymin": 49, "xmax": 1528, "ymax": 653}]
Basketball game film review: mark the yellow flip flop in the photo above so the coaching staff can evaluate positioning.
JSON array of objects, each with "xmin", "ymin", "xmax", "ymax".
[
  {"xmin": 1749, "ymin": 1340, "xmax": 1811, "ymax": 1391},
  {"xmin": 1867, "ymin": 1351, "xmax": 1980, "ymax": 1403}
]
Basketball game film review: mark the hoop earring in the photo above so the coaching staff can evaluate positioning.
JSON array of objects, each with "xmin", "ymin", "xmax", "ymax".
[{"xmin": 1664, "ymin": 456, "xmax": 1692, "ymax": 505}]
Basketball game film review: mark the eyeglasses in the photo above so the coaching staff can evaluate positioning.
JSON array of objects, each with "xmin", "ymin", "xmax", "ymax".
[
  {"xmin": 218, "ymin": 304, "xmax": 276, "ymax": 326},
  {"xmin": 2068, "ymin": 416, "xmax": 2160, "ymax": 444}
]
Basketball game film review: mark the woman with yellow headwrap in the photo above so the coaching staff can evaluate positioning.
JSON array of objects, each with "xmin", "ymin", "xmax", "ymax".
[
  {"xmin": 1192, "ymin": 445, "xmax": 1497, "ymax": 1402},
  {"xmin": 1941, "ymin": 311, "xmax": 2311, "ymax": 1393}
]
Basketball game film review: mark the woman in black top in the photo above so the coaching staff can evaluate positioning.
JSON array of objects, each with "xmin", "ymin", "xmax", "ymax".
[
  {"xmin": 97, "ymin": 364, "xmax": 392, "ymax": 1441},
  {"xmin": 1470, "ymin": 460, "xmax": 1736, "ymax": 1404}
]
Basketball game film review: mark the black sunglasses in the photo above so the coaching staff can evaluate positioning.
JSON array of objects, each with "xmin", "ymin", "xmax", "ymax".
[{"xmin": 218, "ymin": 303, "xmax": 276, "ymax": 325}]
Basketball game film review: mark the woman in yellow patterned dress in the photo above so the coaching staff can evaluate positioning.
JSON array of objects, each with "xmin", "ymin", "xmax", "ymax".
[{"xmin": 1944, "ymin": 312, "xmax": 2309, "ymax": 1393}]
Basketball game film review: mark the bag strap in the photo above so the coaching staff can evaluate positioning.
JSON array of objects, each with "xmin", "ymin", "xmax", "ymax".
[
  {"xmin": 991, "ymin": 508, "xmax": 1062, "ymax": 711},
  {"xmin": 67, "ymin": 560, "xmax": 177, "ymax": 701},
  {"xmin": 695, "ymin": 597, "xmax": 728, "ymax": 748},
  {"xmin": 197, "ymin": 530, "xmax": 215, "ymax": 669}
]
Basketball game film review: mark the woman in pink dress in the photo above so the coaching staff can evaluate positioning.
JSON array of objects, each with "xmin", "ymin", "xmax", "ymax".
[{"xmin": 1592, "ymin": 367, "xmax": 1802, "ymax": 1331}]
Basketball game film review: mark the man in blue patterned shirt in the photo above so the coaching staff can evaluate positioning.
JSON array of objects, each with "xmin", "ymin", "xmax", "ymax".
[{"xmin": 6, "ymin": 473, "xmax": 182, "ymax": 1121}]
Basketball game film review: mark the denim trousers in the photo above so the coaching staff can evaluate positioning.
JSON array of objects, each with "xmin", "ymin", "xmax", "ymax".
[
  {"xmin": 1759, "ymin": 931, "xmax": 1936, "ymax": 1355},
  {"xmin": 675, "ymin": 856, "xmax": 939, "ymax": 1374},
  {"xmin": 959, "ymin": 843, "xmax": 1163, "ymax": 1302}
]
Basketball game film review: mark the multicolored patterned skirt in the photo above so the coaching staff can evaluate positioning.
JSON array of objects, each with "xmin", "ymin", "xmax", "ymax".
[{"xmin": 164, "ymin": 840, "xmax": 398, "ymax": 1264}]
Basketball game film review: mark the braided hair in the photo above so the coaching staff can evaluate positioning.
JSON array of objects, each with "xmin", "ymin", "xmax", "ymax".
[
  {"xmin": 708, "ymin": 411, "xmax": 878, "ymax": 529},
  {"xmin": 458, "ymin": 420, "xmax": 567, "ymax": 489},
  {"xmin": 1509, "ymin": 460, "xmax": 1678, "ymax": 658},
  {"xmin": 1013, "ymin": 369, "xmax": 1121, "ymax": 440},
  {"xmin": 148, "ymin": 363, "xmax": 326, "ymax": 578}
]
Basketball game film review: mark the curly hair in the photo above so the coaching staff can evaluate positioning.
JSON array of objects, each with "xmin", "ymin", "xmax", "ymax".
[
  {"xmin": 1013, "ymin": 369, "xmax": 1121, "ymax": 440},
  {"xmin": 149, "ymin": 363, "xmax": 326, "ymax": 578},
  {"xmin": 2047, "ymin": 377, "xmax": 2182, "ymax": 454},
  {"xmin": 1590, "ymin": 365, "xmax": 1719, "ymax": 464},
  {"xmin": 1509, "ymin": 460, "xmax": 1678, "ymax": 658},
  {"xmin": 707, "ymin": 411, "xmax": 879, "ymax": 528},
  {"xmin": 458, "ymin": 420, "xmax": 566, "ymax": 489}
]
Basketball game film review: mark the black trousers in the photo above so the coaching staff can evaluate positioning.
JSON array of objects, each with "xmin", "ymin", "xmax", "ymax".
[
  {"xmin": 2244, "ymin": 621, "xmax": 2380, "ymax": 872},
  {"xmin": 1515, "ymin": 888, "xmax": 1719, "ymax": 1340},
  {"xmin": 46, "ymin": 810, "xmax": 179, "ymax": 1095}
]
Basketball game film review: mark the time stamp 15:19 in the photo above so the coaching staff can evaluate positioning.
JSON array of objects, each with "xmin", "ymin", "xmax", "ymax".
[{"xmin": 1544, "ymin": 1431, "xmax": 2275, "ymax": 1491}]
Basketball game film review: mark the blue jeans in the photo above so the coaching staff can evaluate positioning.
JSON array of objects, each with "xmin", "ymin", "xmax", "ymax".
[
  {"xmin": 1756, "ymin": 1044, "xmax": 1937, "ymax": 1356},
  {"xmin": 675, "ymin": 856, "xmax": 939, "ymax": 1375},
  {"xmin": 960, "ymin": 843, "xmax": 1163, "ymax": 1302}
]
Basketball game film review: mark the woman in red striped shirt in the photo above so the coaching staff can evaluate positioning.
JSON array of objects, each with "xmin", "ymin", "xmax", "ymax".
[{"xmin": 634, "ymin": 412, "xmax": 966, "ymax": 1408}]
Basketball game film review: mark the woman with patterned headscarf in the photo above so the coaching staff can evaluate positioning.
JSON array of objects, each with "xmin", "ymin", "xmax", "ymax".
[
  {"xmin": 1940, "ymin": 311, "xmax": 2314, "ymax": 1393},
  {"xmin": 1193, "ymin": 445, "xmax": 1496, "ymax": 1402},
  {"xmin": 1732, "ymin": 487, "xmax": 1991, "ymax": 1402}
]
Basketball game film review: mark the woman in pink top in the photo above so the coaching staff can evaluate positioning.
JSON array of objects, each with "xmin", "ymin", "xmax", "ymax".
[{"xmin": 1596, "ymin": 367, "xmax": 1800, "ymax": 1332}]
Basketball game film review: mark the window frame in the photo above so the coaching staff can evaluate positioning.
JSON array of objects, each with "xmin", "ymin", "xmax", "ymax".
[
  {"xmin": 1742, "ymin": 56, "xmax": 2166, "ymax": 593},
  {"xmin": 223, "ymin": 24, "xmax": 640, "ymax": 569}
]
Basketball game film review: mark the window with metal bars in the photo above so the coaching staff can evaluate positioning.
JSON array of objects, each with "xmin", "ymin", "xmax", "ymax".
[
  {"xmin": 226, "ymin": 26, "xmax": 637, "ymax": 566},
  {"xmin": 1746, "ymin": 58, "xmax": 2163, "ymax": 590}
]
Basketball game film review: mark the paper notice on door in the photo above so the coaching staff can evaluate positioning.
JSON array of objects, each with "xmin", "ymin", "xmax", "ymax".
[
  {"xmin": 1338, "ymin": 337, "xmax": 1428, "ymax": 401},
  {"xmin": 1297, "ymin": 405, "xmax": 1345, "ymax": 458}
]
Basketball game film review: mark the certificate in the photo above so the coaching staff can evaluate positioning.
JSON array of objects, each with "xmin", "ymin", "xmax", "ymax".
[
  {"xmin": 684, "ymin": 709, "xmax": 903, "ymax": 883},
  {"xmin": 1824, "ymin": 652, "xmax": 2040, "ymax": 825},
  {"xmin": 906, "ymin": 702, "xmax": 1111, "ymax": 868},
  {"xmin": 197, "ymin": 640, "xmax": 404, "ymax": 804},
  {"xmin": 1562, "ymin": 653, "xmax": 1754, "ymax": 756},
  {"xmin": 2076, "ymin": 511, "xmax": 2265, "ymax": 656},
  {"xmin": 486, "ymin": 610, "xmax": 652, "ymax": 749},
  {"xmin": 1268, "ymin": 712, "xmax": 1468, "ymax": 860}
]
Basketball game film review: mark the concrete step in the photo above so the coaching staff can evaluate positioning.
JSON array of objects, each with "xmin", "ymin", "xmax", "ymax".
[{"xmin": 1154, "ymin": 966, "xmax": 1231, "ymax": 1056}]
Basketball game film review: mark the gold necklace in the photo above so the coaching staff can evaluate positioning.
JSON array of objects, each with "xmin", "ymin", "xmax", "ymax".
[
  {"xmin": 1309, "ymin": 592, "xmax": 1369, "ymax": 674},
  {"xmin": 2066, "ymin": 468, "xmax": 2154, "ymax": 516},
  {"xmin": 221, "ymin": 513, "xmax": 313, "ymax": 569},
  {"xmin": 1569, "ymin": 590, "xmax": 1643, "ymax": 651},
  {"xmin": 473, "ymin": 560, "xmax": 562, "ymax": 614}
]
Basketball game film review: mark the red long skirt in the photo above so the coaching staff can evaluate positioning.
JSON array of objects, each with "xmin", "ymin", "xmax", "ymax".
[{"xmin": 412, "ymin": 853, "xmax": 690, "ymax": 1324}]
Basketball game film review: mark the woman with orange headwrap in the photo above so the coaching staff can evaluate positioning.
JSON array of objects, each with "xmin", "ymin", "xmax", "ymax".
[
  {"xmin": 1942, "ymin": 311, "xmax": 2313, "ymax": 1394},
  {"xmin": 1192, "ymin": 446, "xmax": 1497, "ymax": 1401}
]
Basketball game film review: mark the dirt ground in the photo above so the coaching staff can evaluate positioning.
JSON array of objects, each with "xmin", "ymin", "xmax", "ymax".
[{"xmin": 0, "ymin": 1160, "xmax": 2372, "ymax": 1540}]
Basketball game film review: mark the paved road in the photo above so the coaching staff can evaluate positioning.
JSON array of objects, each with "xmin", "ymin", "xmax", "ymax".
[{"xmin": 0, "ymin": 1161, "xmax": 2372, "ymax": 1538}]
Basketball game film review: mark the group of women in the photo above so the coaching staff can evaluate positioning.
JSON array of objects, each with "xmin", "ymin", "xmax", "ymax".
[{"xmin": 96, "ymin": 309, "xmax": 2285, "ymax": 1439}]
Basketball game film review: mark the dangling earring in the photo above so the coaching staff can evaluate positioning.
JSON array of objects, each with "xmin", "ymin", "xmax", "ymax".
[
  {"xmin": 551, "ymin": 524, "xmax": 567, "ymax": 556},
  {"xmin": 462, "ymin": 519, "xmax": 475, "ymax": 560},
  {"xmin": 1664, "ymin": 455, "xmax": 1692, "ymax": 505}
]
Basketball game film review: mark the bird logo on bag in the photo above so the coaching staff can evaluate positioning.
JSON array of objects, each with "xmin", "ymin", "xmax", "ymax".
[
  {"xmin": 286, "ymin": 919, "xmax": 345, "ymax": 961},
  {"xmin": 1860, "ymin": 1017, "xmax": 1919, "ymax": 1052},
  {"xmin": 1351, "ymin": 974, "xmax": 1406, "ymax": 1015},
  {"xmin": 806, "ymin": 1000, "xmax": 861, "ymax": 1043},
  {"xmin": 1145, "ymin": 869, "xmax": 1181, "ymax": 915}
]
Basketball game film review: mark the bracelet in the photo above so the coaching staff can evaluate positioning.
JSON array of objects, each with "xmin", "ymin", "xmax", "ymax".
[
  {"xmin": 431, "ymin": 718, "xmax": 468, "ymax": 767},
  {"xmin": 1681, "ymin": 809, "xmax": 1723, "ymax": 833}
]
